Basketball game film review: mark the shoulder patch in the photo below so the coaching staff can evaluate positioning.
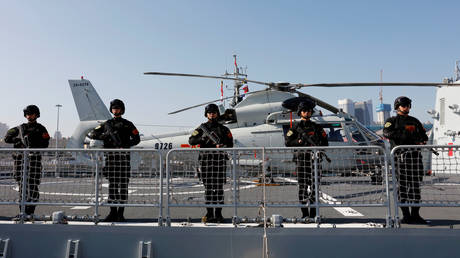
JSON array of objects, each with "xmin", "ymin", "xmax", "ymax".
[
  {"xmin": 192, "ymin": 130, "xmax": 199, "ymax": 136},
  {"xmin": 95, "ymin": 125, "xmax": 102, "ymax": 130},
  {"xmin": 286, "ymin": 130, "xmax": 293, "ymax": 137},
  {"xmin": 384, "ymin": 122, "xmax": 392, "ymax": 128},
  {"xmin": 132, "ymin": 129, "xmax": 139, "ymax": 135},
  {"xmin": 405, "ymin": 125, "xmax": 416, "ymax": 132}
]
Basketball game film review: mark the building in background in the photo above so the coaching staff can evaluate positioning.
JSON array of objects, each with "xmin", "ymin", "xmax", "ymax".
[
  {"xmin": 338, "ymin": 99, "xmax": 355, "ymax": 116},
  {"xmin": 0, "ymin": 122, "xmax": 9, "ymax": 138},
  {"xmin": 354, "ymin": 100, "xmax": 374, "ymax": 125},
  {"xmin": 54, "ymin": 131, "xmax": 62, "ymax": 141},
  {"xmin": 339, "ymin": 99, "xmax": 374, "ymax": 126},
  {"xmin": 376, "ymin": 103, "xmax": 391, "ymax": 125},
  {"xmin": 0, "ymin": 122, "xmax": 10, "ymax": 147},
  {"xmin": 366, "ymin": 100, "xmax": 373, "ymax": 123}
]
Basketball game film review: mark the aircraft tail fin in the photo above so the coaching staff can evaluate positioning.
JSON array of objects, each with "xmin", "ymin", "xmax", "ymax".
[
  {"xmin": 68, "ymin": 79, "xmax": 112, "ymax": 121},
  {"xmin": 67, "ymin": 79, "xmax": 111, "ymax": 148}
]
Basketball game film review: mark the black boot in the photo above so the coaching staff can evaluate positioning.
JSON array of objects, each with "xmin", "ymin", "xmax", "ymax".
[
  {"xmin": 214, "ymin": 208, "xmax": 224, "ymax": 223},
  {"xmin": 411, "ymin": 207, "xmax": 427, "ymax": 224},
  {"xmin": 25, "ymin": 205, "xmax": 35, "ymax": 216},
  {"xmin": 301, "ymin": 207, "xmax": 309, "ymax": 219},
  {"xmin": 400, "ymin": 207, "xmax": 411, "ymax": 224},
  {"xmin": 104, "ymin": 207, "xmax": 118, "ymax": 222},
  {"xmin": 25, "ymin": 205, "xmax": 35, "ymax": 221},
  {"xmin": 309, "ymin": 208, "xmax": 316, "ymax": 219},
  {"xmin": 117, "ymin": 207, "xmax": 126, "ymax": 222},
  {"xmin": 202, "ymin": 208, "xmax": 214, "ymax": 223}
]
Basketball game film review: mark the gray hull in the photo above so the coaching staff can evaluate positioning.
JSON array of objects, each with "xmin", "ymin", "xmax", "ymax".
[{"xmin": 1, "ymin": 224, "xmax": 460, "ymax": 258}]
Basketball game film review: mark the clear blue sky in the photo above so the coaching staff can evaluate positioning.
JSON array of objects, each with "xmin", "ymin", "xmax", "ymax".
[{"xmin": 1, "ymin": 1, "xmax": 459, "ymax": 137}]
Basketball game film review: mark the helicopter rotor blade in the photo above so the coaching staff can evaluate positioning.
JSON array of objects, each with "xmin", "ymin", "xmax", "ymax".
[
  {"xmin": 294, "ymin": 90, "xmax": 340, "ymax": 114},
  {"xmin": 144, "ymin": 72, "xmax": 270, "ymax": 86},
  {"xmin": 145, "ymin": 72, "xmax": 458, "ymax": 89},
  {"xmin": 289, "ymin": 82, "xmax": 456, "ymax": 88},
  {"xmin": 168, "ymin": 89, "xmax": 269, "ymax": 115}
]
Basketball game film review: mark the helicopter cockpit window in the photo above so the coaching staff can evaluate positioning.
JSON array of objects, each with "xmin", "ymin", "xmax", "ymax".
[
  {"xmin": 347, "ymin": 124, "xmax": 367, "ymax": 143},
  {"xmin": 321, "ymin": 123, "xmax": 346, "ymax": 142},
  {"xmin": 356, "ymin": 123, "xmax": 381, "ymax": 143},
  {"xmin": 220, "ymin": 109, "xmax": 237, "ymax": 124}
]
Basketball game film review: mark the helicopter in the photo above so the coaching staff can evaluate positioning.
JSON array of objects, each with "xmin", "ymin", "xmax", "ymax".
[{"xmin": 66, "ymin": 56, "xmax": 455, "ymax": 182}]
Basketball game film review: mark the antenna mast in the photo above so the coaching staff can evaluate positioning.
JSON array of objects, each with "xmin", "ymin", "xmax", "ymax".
[
  {"xmin": 223, "ymin": 54, "xmax": 247, "ymax": 107},
  {"xmin": 379, "ymin": 69, "xmax": 383, "ymax": 104}
]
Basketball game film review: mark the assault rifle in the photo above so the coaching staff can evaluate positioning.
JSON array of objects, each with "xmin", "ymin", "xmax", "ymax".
[
  {"xmin": 104, "ymin": 123, "xmax": 123, "ymax": 148},
  {"xmin": 17, "ymin": 125, "xmax": 30, "ymax": 148},
  {"xmin": 300, "ymin": 132, "xmax": 331, "ymax": 163},
  {"xmin": 199, "ymin": 124, "xmax": 222, "ymax": 146}
]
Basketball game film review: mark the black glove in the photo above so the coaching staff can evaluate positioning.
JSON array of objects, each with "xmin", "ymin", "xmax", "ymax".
[
  {"xmin": 100, "ymin": 133, "xmax": 109, "ymax": 140},
  {"xmin": 201, "ymin": 135, "xmax": 211, "ymax": 144},
  {"xmin": 13, "ymin": 138, "xmax": 25, "ymax": 148}
]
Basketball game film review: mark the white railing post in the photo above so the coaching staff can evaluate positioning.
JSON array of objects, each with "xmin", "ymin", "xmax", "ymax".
[{"xmin": 94, "ymin": 150, "xmax": 100, "ymax": 224}]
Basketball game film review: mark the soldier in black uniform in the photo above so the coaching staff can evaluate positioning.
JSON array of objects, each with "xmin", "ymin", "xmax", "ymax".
[
  {"xmin": 285, "ymin": 100, "xmax": 328, "ymax": 219},
  {"xmin": 4, "ymin": 105, "xmax": 50, "ymax": 218},
  {"xmin": 88, "ymin": 99, "xmax": 140, "ymax": 222},
  {"xmin": 189, "ymin": 104, "xmax": 233, "ymax": 223},
  {"xmin": 383, "ymin": 96, "xmax": 428, "ymax": 224}
]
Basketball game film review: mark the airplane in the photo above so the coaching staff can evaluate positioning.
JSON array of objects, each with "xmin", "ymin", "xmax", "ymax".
[{"xmin": 66, "ymin": 56, "xmax": 457, "ymax": 182}]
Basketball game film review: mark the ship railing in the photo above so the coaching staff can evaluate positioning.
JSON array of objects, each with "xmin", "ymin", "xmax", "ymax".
[
  {"xmin": 0, "ymin": 148, "xmax": 163, "ymax": 225},
  {"xmin": 5, "ymin": 145, "xmax": 460, "ymax": 227},
  {"xmin": 390, "ymin": 144, "xmax": 460, "ymax": 227},
  {"xmin": 165, "ymin": 146, "xmax": 391, "ymax": 227}
]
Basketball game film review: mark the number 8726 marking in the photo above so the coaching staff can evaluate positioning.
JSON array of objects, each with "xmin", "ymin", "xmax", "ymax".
[{"xmin": 154, "ymin": 142, "xmax": 173, "ymax": 150}]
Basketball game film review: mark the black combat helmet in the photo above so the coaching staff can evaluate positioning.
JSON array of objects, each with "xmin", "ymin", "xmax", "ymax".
[
  {"xmin": 394, "ymin": 96, "xmax": 412, "ymax": 110},
  {"xmin": 110, "ymin": 99, "xmax": 125, "ymax": 115},
  {"xmin": 204, "ymin": 103, "xmax": 220, "ymax": 117},
  {"xmin": 297, "ymin": 100, "xmax": 316, "ymax": 116},
  {"xmin": 23, "ymin": 105, "xmax": 40, "ymax": 118}
]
